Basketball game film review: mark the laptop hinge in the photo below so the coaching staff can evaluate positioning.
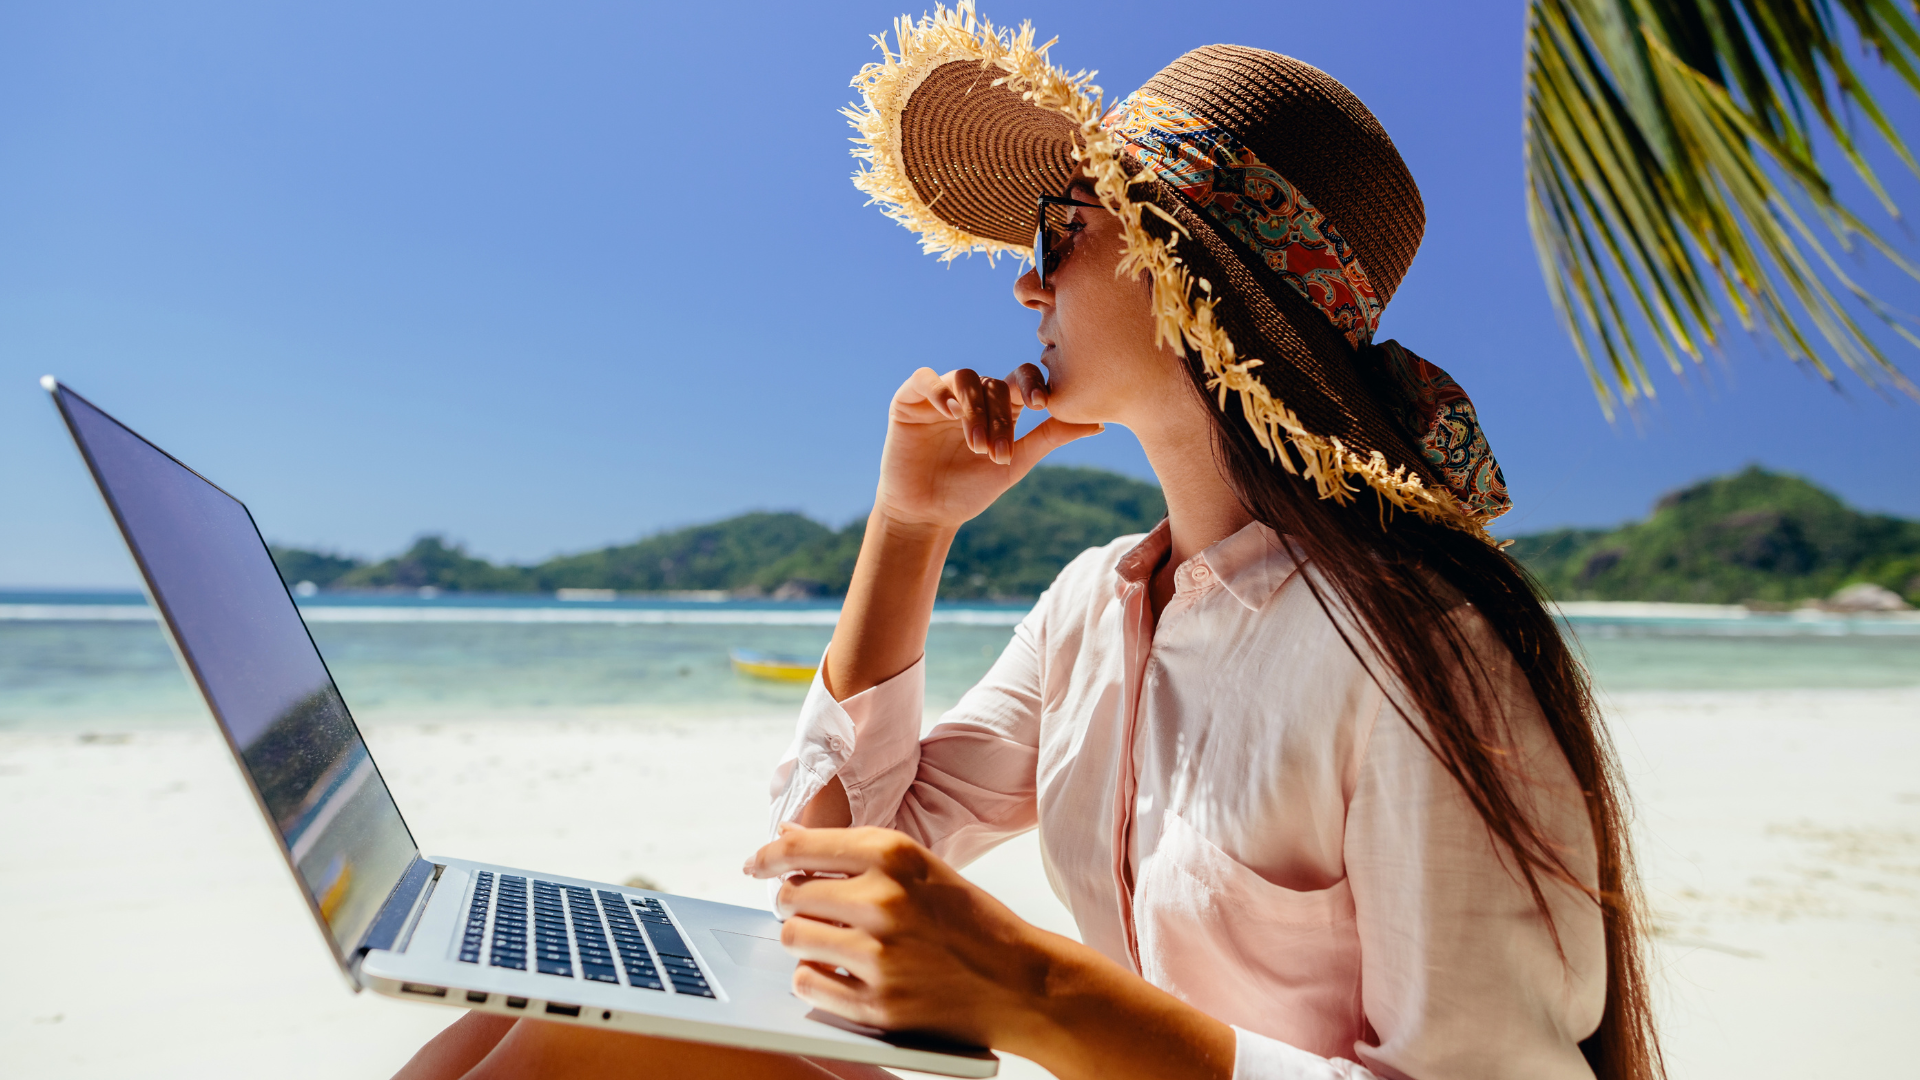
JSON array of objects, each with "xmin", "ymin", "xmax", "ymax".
[
  {"xmin": 349, "ymin": 856, "xmax": 439, "ymax": 979},
  {"xmin": 395, "ymin": 862, "xmax": 445, "ymax": 954}
]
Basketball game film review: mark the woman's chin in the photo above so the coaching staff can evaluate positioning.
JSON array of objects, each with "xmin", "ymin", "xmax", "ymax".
[{"xmin": 1040, "ymin": 396, "xmax": 1086, "ymax": 425}]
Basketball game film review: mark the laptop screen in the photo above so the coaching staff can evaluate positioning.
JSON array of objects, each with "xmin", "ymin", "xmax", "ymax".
[{"xmin": 53, "ymin": 384, "xmax": 419, "ymax": 965}]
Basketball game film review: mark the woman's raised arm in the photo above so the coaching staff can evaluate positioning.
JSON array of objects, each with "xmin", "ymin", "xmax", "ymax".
[{"xmin": 797, "ymin": 364, "xmax": 1099, "ymax": 827}]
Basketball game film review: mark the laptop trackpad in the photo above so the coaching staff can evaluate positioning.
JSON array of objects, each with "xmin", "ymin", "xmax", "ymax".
[{"xmin": 711, "ymin": 930, "xmax": 796, "ymax": 974}]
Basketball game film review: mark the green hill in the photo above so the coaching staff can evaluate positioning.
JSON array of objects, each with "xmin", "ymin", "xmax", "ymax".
[
  {"xmin": 327, "ymin": 536, "xmax": 535, "ymax": 593},
  {"xmin": 941, "ymin": 465, "xmax": 1170, "ymax": 597},
  {"xmin": 535, "ymin": 512, "xmax": 838, "ymax": 594},
  {"xmin": 264, "ymin": 546, "xmax": 364, "ymax": 589},
  {"xmin": 277, "ymin": 463, "xmax": 1914, "ymax": 606},
  {"xmin": 1505, "ymin": 466, "xmax": 1920, "ymax": 605},
  {"xmin": 269, "ymin": 465, "xmax": 1167, "ymax": 601}
]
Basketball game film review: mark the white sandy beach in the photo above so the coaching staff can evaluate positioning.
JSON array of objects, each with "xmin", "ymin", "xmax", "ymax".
[{"xmin": 2, "ymin": 690, "xmax": 1916, "ymax": 1079}]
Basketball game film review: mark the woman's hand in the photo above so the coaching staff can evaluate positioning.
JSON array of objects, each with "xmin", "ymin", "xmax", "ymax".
[
  {"xmin": 744, "ymin": 824, "xmax": 1237, "ymax": 1080},
  {"xmin": 875, "ymin": 364, "xmax": 1103, "ymax": 533},
  {"xmin": 746, "ymin": 823, "xmax": 1051, "ymax": 1047},
  {"xmin": 813, "ymin": 364, "xmax": 1099, "ymax": 708}
]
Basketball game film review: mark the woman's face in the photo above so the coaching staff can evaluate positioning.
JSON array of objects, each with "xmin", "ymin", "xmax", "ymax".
[{"xmin": 1013, "ymin": 183, "xmax": 1193, "ymax": 433}]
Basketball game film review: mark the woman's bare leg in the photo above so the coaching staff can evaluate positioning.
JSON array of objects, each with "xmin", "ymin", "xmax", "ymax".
[
  {"xmin": 391, "ymin": 1012, "xmax": 517, "ymax": 1080},
  {"xmin": 395, "ymin": 1015, "xmax": 893, "ymax": 1080}
]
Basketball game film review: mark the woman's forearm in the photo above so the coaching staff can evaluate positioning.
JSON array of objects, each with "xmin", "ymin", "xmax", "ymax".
[
  {"xmin": 791, "ymin": 511, "xmax": 948, "ymax": 822},
  {"xmin": 796, "ymin": 511, "xmax": 952, "ymax": 829},
  {"xmin": 1007, "ymin": 931, "xmax": 1238, "ymax": 1080},
  {"xmin": 824, "ymin": 508, "xmax": 954, "ymax": 700}
]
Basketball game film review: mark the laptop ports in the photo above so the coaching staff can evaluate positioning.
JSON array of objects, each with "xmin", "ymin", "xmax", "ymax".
[
  {"xmin": 399, "ymin": 983, "xmax": 447, "ymax": 998},
  {"xmin": 466, "ymin": 991, "xmax": 488, "ymax": 1004},
  {"xmin": 505, "ymin": 997, "xmax": 528, "ymax": 1009},
  {"xmin": 545, "ymin": 1003, "xmax": 582, "ymax": 1017}
]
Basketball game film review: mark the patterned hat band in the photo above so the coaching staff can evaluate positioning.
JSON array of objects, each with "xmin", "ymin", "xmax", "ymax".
[
  {"xmin": 1100, "ymin": 91, "xmax": 1511, "ymax": 521},
  {"xmin": 1103, "ymin": 91, "xmax": 1385, "ymax": 349}
]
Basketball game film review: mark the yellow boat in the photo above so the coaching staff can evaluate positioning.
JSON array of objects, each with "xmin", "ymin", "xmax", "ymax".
[
  {"xmin": 729, "ymin": 649, "xmax": 819, "ymax": 683},
  {"xmin": 316, "ymin": 853, "xmax": 354, "ymax": 921}
]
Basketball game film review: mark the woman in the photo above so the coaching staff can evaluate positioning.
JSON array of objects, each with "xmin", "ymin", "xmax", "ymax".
[{"xmin": 397, "ymin": 6, "xmax": 1661, "ymax": 1079}]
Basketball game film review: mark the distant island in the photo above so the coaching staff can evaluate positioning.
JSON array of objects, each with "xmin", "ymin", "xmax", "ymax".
[
  {"xmin": 270, "ymin": 466, "xmax": 1167, "ymax": 602},
  {"xmin": 1508, "ymin": 466, "xmax": 1920, "ymax": 607},
  {"xmin": 270, "ymin": 464, "xmax": 1920, "ymax": 607}
]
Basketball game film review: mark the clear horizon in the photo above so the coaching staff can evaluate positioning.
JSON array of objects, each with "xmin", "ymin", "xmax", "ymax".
[{"xmin": 7, "ymin": 2, "xmax": 1920, "ymax": 588}]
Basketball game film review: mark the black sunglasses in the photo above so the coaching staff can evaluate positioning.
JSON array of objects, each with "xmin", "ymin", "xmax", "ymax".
[{"xmin": 1034, "ymin": 194, "xmax": 1101, "ymax": 288}]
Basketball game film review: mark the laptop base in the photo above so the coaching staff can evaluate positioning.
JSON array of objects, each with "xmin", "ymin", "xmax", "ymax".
[{"xmin": 359, "ymin": 857, "xmax": 998, "ymax": 1078}]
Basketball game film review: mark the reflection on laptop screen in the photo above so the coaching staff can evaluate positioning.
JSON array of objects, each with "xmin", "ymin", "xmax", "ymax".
[{"xmin": 56, "ymin": 386, "xmax": 417, "ymax": 960}]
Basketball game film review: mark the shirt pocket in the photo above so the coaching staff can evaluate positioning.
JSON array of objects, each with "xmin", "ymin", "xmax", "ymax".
[{"xmin": 1133, "ymin": 808, "xmax": 1363, "ymax": 1061}]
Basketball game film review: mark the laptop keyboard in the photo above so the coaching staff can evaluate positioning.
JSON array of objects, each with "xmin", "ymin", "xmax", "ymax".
[{"xmin": 457, "ymin": 871, "xmax": 715, "ymax": 997}]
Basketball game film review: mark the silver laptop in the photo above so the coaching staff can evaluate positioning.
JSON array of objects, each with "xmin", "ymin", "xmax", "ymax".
[{"xmin": 44, "ymin": 377, "xmax": 997, "ymax": 1078}]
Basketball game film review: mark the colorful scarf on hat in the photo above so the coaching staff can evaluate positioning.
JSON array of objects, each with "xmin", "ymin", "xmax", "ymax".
[
  {"xmin": 1374, "ymin": 340, "xmax": 1511, "ymax": 519},
  {"xmin": 1102, "ymin": 91, "xmax": 1511, "ymax": 521}
]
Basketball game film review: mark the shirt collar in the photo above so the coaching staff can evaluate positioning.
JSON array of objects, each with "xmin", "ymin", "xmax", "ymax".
[
  {"xmin": 1202, "ymin": 521, "xmax": 1302, "ymax": 611},
  {"xmin": 1113, "ymin": 518, "xmax": 1302, "ymax": 611},
  {"xmin": 1114, "ymin": 519, "xmax": 1172, "ymax": 598}
]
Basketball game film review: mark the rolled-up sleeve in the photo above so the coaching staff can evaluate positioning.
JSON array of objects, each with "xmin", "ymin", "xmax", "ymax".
[
  {"xmin": 767, "ymin": 652, "xmax": 927, "ymax": 832},
  {"xmin": 768, "ymin": 612, "xmax": 1047, "ymax": 869}
]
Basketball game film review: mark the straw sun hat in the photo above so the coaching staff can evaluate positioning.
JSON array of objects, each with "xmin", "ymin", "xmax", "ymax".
[{"xmin": 846, "ymin": 1, "xmax": 1509, "ymax": 537}]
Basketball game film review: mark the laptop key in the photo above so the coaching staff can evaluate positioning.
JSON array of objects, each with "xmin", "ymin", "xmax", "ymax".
[
  {"xmin": 490, "ymin": 877, "xmax": 529, "ymax": 969},
  {"xmin": 614, "ymin": 900, "xmax": 715, "ymax": 996},
  {"xmin": 460, "ymin": 873, "xmax": 497, "ymax": 965},
  {"xmin": 641, "ymin": 922, "xmax": 692, "ymax": 959}
]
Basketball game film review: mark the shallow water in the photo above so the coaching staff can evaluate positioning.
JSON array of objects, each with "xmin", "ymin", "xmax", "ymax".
[
  {"xmin": 0, "ymin": 595, "xmax": 1025, "ymax": 731},
  {"xmin": 3, "ymin": 593, "xmax": 1916, "ymax": 732},
  {"xmin": 1571, "ymin": 630, "xmax": 1920, "ymax": 692}
]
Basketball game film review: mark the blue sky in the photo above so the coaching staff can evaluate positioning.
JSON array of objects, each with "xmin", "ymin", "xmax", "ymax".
[{"xmin": 5, "ymin": 1, "xmax": 1919, "ymax": 587}]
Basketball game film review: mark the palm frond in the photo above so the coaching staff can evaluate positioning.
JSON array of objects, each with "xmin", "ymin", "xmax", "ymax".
[{"xmin": 1524, "ymin": 0, "xmax": 1920, "ymax": 415}]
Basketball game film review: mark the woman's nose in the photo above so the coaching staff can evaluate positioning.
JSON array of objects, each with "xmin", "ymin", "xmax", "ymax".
[{"xmin": 1013, "ymin": 263, "xmax": 1050, "ymax": 310}]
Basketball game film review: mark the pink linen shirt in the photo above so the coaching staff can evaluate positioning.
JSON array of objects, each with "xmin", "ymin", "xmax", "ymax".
[{"xmin": 769, "ymin": 521, "xmax": 1605, "ymax": 1080}]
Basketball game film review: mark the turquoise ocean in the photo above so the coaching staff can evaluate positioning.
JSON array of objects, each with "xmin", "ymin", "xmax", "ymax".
[{"xmin": 4, "ymin": 590, "xmax": 1918, "ymax": 733}]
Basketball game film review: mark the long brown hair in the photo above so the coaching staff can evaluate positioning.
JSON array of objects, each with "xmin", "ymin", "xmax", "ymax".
[{"xmin": 1182, "ymin": 346, "xmax": 1664, "ymax": 1080}]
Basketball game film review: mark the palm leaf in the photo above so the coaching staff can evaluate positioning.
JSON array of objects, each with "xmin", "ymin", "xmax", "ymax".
[{"xmin": 1524, "ymin": 0, "xmax": 1920, "ymax": 415}]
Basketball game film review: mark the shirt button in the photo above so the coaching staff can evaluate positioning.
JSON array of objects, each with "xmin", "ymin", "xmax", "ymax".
[{"xmin": 825, "ymin": 735, "xmax": 846, "ymax": 753}]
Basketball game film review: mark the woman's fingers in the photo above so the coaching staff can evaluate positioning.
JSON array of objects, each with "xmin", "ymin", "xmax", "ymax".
[
  {"xmin": 1006, "ymin": 363, "xmax": 1049, "ymax": 409},
  {"xmin": 981, "ymin": 377, "xmax": 1013, "ymax": 464},
  {"xmin": 791, "ymin": 960, "xmax": 877, "ymax": 1023},
  {"xmin": 944, "ymin": 368, "xmax": 987, "ymax": 454},
  {"xmin": 895, "ymin": 366, "xmax": 958, "ymax": 419},
  {"xmin": 780, "ymin": 916, "xmax": 882, "ymax": 984},
  {"xmin": 750, "ymin": 824, "xmax": 1047, "ymax": 1042},
  {"xmin": 1011, "ymin": 416, "xmax": 1106, "ymax": 471},
  {"xmin": 941, "ymin": 368, "xmax": 1024, "ymax": 463},
  {"xmin": 776, "ymin": 870, "xmax": 907, "ymax": 931},
  {"xmin": 890, "ymin": 367, "xmax": 1028, "ymax": 465},
  {"xmin": 747, "ymin": 824, "xmax": 917, "ymax": 880}
]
